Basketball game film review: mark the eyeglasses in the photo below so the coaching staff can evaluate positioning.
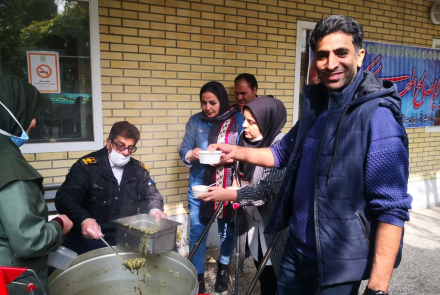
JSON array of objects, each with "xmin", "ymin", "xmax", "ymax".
[{"xmin": 111, "ymin": 140, "xmax": 137, "ymax": 153}]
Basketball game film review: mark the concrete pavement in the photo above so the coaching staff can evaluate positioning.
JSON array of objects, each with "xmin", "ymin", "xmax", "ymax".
[
  {"xmin": 388, "ymin": 206, "xmax": 440, "ymax": 295},
  {"xmin": 203, "ymin": 206, "xmax": 440, "ymax": 294}
]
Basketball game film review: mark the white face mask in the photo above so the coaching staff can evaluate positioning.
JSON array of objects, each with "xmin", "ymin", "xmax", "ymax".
[
  {"xmin": 250, "ymin": 134, "xmax": 263, "ymax": 142},
  {"xmin": 109, "ymin": 145, "xmax": 130, "ymax": 167}
]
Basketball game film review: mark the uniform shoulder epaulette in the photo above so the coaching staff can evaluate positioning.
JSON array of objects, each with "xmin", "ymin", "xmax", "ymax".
[
  {"xmin": 81, "ymin": 157, "xmax": 98, "ymax": 165},
  {"xmin": 139, "ymin": 162, "xmax": 149, "ymax": 172}
]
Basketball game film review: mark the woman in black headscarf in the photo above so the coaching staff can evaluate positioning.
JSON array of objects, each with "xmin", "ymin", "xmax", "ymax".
[
  {"xmin": 179, "ymin": 81, "xmax": 244, "ymax": 293},
  {"xmin": 199, "ymin": 96, "xmax": 290, "ymax": 295},
  {"xmin": 0, "ymin": 75, "xmax": 73, "ymax": 295}
]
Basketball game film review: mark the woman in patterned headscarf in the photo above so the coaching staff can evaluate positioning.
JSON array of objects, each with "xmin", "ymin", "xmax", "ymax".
[
  {"xmin": 179, "ymin": 81, "xmax": 244, "ymax": 293},
  {"xmin": 199, "ymin": 96, "xmax": 290, "ymax": 295}
]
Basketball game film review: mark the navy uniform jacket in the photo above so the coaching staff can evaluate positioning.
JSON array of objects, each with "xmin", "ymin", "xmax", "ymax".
[{"xmin": 55, "ymin": 147, "xmax": 164, "ymax": 246}]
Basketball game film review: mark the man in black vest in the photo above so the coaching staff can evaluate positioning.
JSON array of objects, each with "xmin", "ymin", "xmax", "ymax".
[
  {"xmin": 55, "ymin": 121, "xmax": 166, "ymax": 255},
  {"xmin": 205, "ymin": 15, "xmax": 411, "ymax": 295}
]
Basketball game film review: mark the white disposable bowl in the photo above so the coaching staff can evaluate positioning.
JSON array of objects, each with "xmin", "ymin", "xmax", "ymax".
[
  {"xmin": 198, "ymin": 151, "xmax": 222, "ymax": 164},
  {"xmin": 48, "ymin": 246, "xmax": 78, "ymax": 270},
  {"xmin": 192, "ymin": 185, "xmax": 208, "ymax": 198}
]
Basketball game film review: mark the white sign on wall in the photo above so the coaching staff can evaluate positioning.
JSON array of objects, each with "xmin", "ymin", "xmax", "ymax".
[{"xmin": 27, "ymin": 51, "xmax": 61, "ymax": 93}]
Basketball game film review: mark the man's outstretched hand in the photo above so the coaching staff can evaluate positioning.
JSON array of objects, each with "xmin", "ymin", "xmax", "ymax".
[
  {"xmin": 197, "ymin": 186, "xmax": 237, "ymax": 202},
  {"xmin": 208, "ymin": 143, "xmax": 275, "ymax": 168},
  {"xmin": 207, "ymin": 143, "xmax": 237, "ymax": 164}
]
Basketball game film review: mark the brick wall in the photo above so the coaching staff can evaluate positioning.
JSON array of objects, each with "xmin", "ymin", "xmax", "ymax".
[{"xmin": 25, "ymin": 0, "xmax": 440, "ymax": 215}]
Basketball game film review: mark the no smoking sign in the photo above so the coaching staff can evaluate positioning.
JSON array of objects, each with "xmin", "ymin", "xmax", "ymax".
[
  {"xmin": 27, "ymin": 51, "xmax": 60, "ymax": 93},
  {"xmin": 36, "ymin": 64, "xmax": 52, "ymax": 79}
]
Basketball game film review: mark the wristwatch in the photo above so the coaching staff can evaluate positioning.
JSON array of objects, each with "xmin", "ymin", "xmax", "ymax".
[{"xmin": 365, "ymin": 288, "xmax": 389, "ymax": 295}]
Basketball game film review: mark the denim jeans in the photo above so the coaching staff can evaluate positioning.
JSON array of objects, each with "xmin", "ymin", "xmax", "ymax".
[
  {"xmin": 277, "ymin": 235, "xmax": 361, "ymax": 295},
  {"xmin": 180, "ymin": 113, "xmax": 243, "ymax": 275},
  {"xmin": 188, "ymin": 196, "xmax": 235, "ymax": 275}
]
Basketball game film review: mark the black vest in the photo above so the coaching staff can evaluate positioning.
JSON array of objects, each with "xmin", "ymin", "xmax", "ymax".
[{"xmin": 266, "ymin": 71, "xmax": 408, "ymax": 286}]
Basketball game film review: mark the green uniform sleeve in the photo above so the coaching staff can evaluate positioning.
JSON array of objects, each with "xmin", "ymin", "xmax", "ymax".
[{"xmin": 0, "ymin": 180, "xmax": 63, "ymax": 258}]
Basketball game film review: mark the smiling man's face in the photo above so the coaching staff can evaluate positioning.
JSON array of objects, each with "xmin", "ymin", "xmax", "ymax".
[{"xmin": 314, "ymin": 32, "xmax": 365, "ymax": 93}]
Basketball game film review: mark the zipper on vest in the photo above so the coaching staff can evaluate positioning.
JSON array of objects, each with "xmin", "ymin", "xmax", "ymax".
[
  {"xmin": 326, "ymin": 104, "xmax": 351, "ymax": 185},
  {"xmin": 355, "ymin": 211, "xmax": 370, "ymax": 246},
  {"xmin": 313, "ymin": 99, "xmax": 331, "ymax": 290}
]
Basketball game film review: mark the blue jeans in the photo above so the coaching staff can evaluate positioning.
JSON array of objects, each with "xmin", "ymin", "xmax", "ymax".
[
  {"xmin": 277, "ymin": 235, "xmax": 361, "ymax": 295},
  {"xmin": 188, "ymin": 197, "xmax": 235, "ymax": 275}
]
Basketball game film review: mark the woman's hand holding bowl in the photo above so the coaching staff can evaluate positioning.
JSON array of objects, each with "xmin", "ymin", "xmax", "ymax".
[{"xmin": 197, "ymin": 186, "xmax": 237, "ymax": 202}]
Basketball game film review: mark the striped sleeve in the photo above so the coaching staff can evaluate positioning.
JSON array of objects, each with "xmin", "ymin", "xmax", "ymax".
[{"xmin": 236, "ymin": 167, "xmax": 286, "ymax": 207}]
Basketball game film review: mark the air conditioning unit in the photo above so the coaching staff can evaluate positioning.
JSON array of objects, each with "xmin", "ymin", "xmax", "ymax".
[{"xmin": 431, "ymin": 1, "xmax": 440, "ymax": 24}]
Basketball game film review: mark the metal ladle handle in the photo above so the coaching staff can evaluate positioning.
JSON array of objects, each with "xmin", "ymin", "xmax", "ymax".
[
  {"xmin": 99, "ymin": 236, "xmax": 125, "ymax": 263},
  {"xmin": 99, "ymin": 236, "xmax": 113, "ymax": 251}
]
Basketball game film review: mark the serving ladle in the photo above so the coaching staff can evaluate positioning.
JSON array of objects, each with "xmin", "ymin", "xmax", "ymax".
[{"xmin": 99, "ymin": 236, "xmax": 146, "ymax": 271}]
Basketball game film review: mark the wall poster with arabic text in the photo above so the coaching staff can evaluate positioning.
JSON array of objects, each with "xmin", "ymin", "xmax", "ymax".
[{"xmin": 308, "ymin": 41, "xmax": 440, "ymax": 128}]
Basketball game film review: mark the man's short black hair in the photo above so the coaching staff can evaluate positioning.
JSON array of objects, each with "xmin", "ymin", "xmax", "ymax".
[
  {"xmin": 234, "ymin": 73, "xmax": 258, "ymax": 90},
  {"xmin": 309, "ymin": 15, "xmax": 364, "ymax": 53},
  {"xmin": 109, "ymin": 121, "xmax": 140, "ymax": 144}
]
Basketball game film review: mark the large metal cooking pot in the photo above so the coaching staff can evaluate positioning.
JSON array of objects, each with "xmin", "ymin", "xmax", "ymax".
[{"xmin": 49, "ymin": 247, "xmax": 198, "ymax": 295}]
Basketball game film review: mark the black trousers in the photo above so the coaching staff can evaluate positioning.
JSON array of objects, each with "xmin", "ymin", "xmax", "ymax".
[
  {"xmin": 276, "ymin": 236, "xmax": 361, "ymax": 295},
  {"xmin": 252, "ymin": 234, "xmax": 278, "ymax": 295}
]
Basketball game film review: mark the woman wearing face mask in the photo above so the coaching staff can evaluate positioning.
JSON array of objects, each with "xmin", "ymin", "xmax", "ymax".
[
  {"xmin": 179, "ymin": 81, "xmax": 244, "ymax": 293},
  {"xmin": 198, "ymin": 96, "xmax": 289, "ymax": 295},
  {"xmin": 0, "ymin": 75, "xmax": 73, "ymax": 295}
]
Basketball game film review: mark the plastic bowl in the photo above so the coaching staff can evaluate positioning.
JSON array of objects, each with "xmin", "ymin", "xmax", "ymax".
[
  {"xmin": 198, "ymin": 151, "xmax": 222, "ymax": 164},
  {"xmin": 192, "ymin": 185, "xmax": 208, "ymax": 198},
  {"xmin": 48, "ymin": 246, "xmax": 78, "ymax": 270}
]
